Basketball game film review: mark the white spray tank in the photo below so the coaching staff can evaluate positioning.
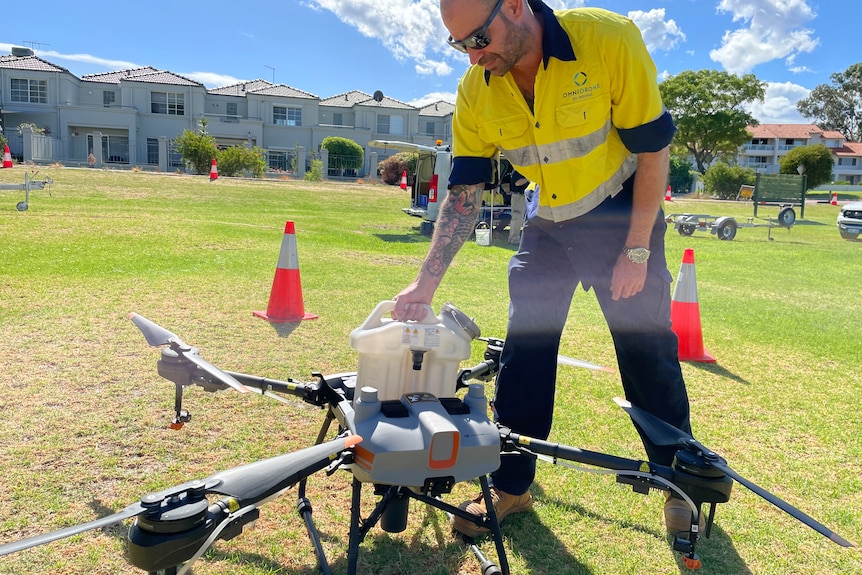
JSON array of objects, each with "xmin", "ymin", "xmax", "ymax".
[{"xmin": 349, "ymin": 301, "xmax": 480, "ymax": 401}]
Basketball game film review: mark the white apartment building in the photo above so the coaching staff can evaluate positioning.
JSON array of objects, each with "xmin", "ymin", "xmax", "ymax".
[
  {"xmin": 0, "ymin": 49, "xmax": 453, "ymax": 177},
  {"xmin": 739, "ymin": 123, "xmax": 862, "ymax": 185}
]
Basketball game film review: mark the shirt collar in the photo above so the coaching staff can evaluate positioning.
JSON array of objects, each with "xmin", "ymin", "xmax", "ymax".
[{"xmin": 483, "ymin": 0, "xmax": 576, "ymax": 85}]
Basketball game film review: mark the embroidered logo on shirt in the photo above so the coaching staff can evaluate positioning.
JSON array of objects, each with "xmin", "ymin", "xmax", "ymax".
[{"xmin": 573, "ymin": 72, "xmax": 588, "ymax": 86}]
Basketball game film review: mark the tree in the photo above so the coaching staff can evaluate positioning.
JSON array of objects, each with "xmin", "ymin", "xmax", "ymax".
[
  {"xmin": 378, "ymin": 151, "xmax": 417, "ymax": 185},
  {"xmin": 797, "ymin": 63, "xmax": 862, "ymax": 142},
  {"xmin": 779, "ymin": 144, "xmax": 835, "ymax": 189},
  {"xmin": 668, "ymin": 155, "xmax": 694, "ymax": 194},
  {"xmin": 175, "ymin": 119, "xmax": 218, "ymax": 174},
  {"xmin": 321, "ymin": 136, "xmax": 363, "ymax": 176},
  {"xmin": 702, "ymin": 162, "xmax": 756, "ymax": 200},
  {"xmin": 660, "ymin": 70, "xmax": 766, "ymax": 174},
  {"xmin": 217, "ymin": 145, "xmax": 267, "ymax": 178}
]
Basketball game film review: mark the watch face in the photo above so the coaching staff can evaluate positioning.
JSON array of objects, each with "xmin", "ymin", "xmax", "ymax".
[{"xmin": 626, "ymin": 247, "xmax": 650, "ymax": 263}]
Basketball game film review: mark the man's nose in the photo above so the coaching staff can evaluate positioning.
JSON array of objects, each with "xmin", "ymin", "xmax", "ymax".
[{"xmin": 467, "ymin": 48, "xmax": 485, "ymax": 65}]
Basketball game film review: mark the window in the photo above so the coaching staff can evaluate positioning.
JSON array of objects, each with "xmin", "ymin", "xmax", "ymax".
[
  {"xmin": 226, "ymin": 102, "xmax": 237, "ymax": 117},
  {"xmin": 11, "ymin": 78, "xmax": 47, "ymax": 103},
  {"xmin": 103, "ymin": 91, "xmax": 116, "ymax": 107},
  {"xmin": 376, "ymin": 114, "xmax": 404, "ymax": 135},
  {"xmin": 784, "ymin": 138, "xmax": 796, "ymax": 146},
  {"xmin": 273, "ymin": 106, "xmax": 302, "ymax": 126},
  {"xmin": 426, "ymin": 121, "xmax": 436, "ymax": 136},
  {"xmin": 147, "ymin": 138, "xmax": 159, "ymax": 165},
  {"xmin": 377, "ymin": 114, "xmax": 390, "ymax": 134},
  {"xmin": 333, "ymin": 112, "xmax": 343, "ymax": 126},
  {"xmin": 839, "ymin": 158, "xmax": 858, "ymax": 166},
  {"xmin": 151, "ymin": 91, "xmax": 185, "ymax": 115}
]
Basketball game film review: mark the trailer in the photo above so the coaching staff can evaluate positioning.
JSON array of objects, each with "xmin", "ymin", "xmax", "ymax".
[
  {"xmin": 0, "ymin": 172, "xmax": 53, "ymax": 211},
  {"xmin": 666, "ymin": 205, "xmax": 796, "ymax": 241}
]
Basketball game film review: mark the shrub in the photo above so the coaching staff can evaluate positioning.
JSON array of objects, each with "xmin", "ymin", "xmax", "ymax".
[
  {"xmin": 217, "ymin": 146, "xmax": 267, "ymax": 178},
  {"xmin": 703, "ymin": 162, "xmax": 756, "ymax": 200},
  {"xmin": 304, "ymin": 159, "xmax": 324, "ymax": 181},
  {"xmin": 321, "ymin": 136, "xmax": 364, "ymax": 171},
  {"xmin": 378, "ymin": 152, "xmax": 417, "ymax": 185},
  {"xmin": 779, "ymin": 144, "xmax": 835, "ymax": 190},
  {"xmin": 175, "ymin": 120, "xmax": 218, "ymax": 175}
]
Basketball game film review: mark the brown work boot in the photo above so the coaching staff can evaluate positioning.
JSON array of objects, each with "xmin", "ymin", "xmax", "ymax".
[
  {"xmin": 664, "ymin": 492, "xmax": 706, "ymax": 535},
  {"xmin": 451, "ymin": 487, "xmax": 533, "ymax": 538}
]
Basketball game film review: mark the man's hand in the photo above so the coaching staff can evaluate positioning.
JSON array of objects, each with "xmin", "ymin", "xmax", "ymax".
[{"xmin": 610, "ymin": 254, "xmax": 647, "ymax": 301}]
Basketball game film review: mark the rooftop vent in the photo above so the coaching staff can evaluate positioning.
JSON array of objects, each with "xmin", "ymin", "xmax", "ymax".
[{"xmin": 11, "ymin": 46, "xmax": 35, "ymax": 57}]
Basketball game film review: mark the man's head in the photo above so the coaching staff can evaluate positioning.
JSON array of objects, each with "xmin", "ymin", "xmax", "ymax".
[{"xmin": 441, "ymin": 0, "xmax": 536, "ymax": 76}]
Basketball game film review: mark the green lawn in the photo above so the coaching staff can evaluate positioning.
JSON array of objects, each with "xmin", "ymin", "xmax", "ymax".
[{"xmin": 0, "ymin": 167, "xmax": 859, "ymax": 575}]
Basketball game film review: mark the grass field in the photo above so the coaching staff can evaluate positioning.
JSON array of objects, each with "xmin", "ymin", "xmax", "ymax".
[{"xmin": 0, "ymin": 167, "xmax": 860, "ymax": 575}]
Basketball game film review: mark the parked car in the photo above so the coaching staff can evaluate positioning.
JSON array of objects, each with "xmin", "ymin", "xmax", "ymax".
[
  {"xmin": 369, "ymin": 139, "xmax": 452, "ymax": 235},
  {"xmin": 837, "ymin": 200, "xmax": 862, "ymax": 241}
]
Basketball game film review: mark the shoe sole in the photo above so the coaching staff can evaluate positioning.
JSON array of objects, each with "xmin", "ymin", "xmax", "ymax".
[{"xmin": 451, "ymin": 498, "xmax": 533, "ymax": 538}]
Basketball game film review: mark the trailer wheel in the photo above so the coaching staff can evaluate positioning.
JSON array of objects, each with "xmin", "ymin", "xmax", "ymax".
[
  {"xmin": 678, "ymin": 223, "xmax": 696, "ymax": 236},
  {"xmin": 716, "ymin": 218, "xmax": 737, "ymax": 240},
  {"xmin": 777, "ymin": 206, "xmax": 796, "ymax": 228}
]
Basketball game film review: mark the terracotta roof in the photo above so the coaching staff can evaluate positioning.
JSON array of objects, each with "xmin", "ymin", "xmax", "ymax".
[
  {"xmin": 747, "ymin": 123, "xmax": 846, "ymax": 141},
  {"xmin": 320, "ymin": 90, "xmax": 415, "ymax": 109},
  {"xmin": 419, "ymin": 100, "xmax": 455, "ymax": 117},
  {"xmin": 82, "ymin": 67, "xmax": 160, "ymax": 84},
  {"xmin": 209, "ymin": 80, "xmax": 316, "ymax": 99},
  {"xmin": 123, "ymin": 70, "xmax": 202, "ymax": 87},
  {"xmin": 834, "ymin": 142, "xmax": 862, "ymax": 157},
  {"xmin": 0, "ymin": 55, "xmax": 71, "ymax": 74}
]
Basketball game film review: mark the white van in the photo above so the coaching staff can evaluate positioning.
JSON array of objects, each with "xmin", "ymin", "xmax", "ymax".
[{"xmin": 369, "ymin": 140, "xmax": 452, "ymax": 234}]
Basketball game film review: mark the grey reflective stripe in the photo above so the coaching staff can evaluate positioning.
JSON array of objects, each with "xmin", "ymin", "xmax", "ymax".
[
  {"xmin": 276, "ymin": 233, "xmax": 299, "ymax": 270},
  {"xmin": 672, "ymin": 262, "xmax": 699, "ymax": 303},
  {"xmin": 536, "ymin": 155, "xmax": 637, "ymax": 222},
  {"xmin": 500, "ymin": 120, "xmax": 613, "ymax": 168}
]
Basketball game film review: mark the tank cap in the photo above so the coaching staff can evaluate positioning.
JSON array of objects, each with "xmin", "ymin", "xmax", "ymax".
[{"xmin": 440, "ymin": 302, "xmax": 481, "ymax": 340}]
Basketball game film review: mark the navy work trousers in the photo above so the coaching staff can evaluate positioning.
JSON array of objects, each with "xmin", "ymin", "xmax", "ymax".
[{"xmin": 491, "ymin": 177, "xmax": 692, "ymax": 496}]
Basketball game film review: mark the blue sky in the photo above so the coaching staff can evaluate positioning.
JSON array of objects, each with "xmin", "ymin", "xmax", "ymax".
[{"xmin": 3, "ymin": 0, "xmax": 859, "ymax": 123}]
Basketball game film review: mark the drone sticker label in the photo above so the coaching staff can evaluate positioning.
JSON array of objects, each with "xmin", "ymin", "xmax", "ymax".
[
  {"xmin": 401, "ymin": 326, "xmax": 420, "ymax": 346},
  {"xmin": 423, "ymin": 327, "xmax": 441, "ymax": 347},
  {"xmin": 404, "ymin": 392, "xmax": 436, "ymax": 403}
]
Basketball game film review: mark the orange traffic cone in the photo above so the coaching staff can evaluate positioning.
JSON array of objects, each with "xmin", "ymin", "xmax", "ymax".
[
  {"xmin": 670, "ymin": 248, "xmax": 715, "ymax": 363},
  {"xmin": 664, "ymin": 185, "xmax": 672, "ymax": 202},
  {"xmin": 831, "ymin": 193, "xmax": 838, "ymax": 206},
  {"xmin": 2, "ymin": 145, "xmax": 12, "ymax": 168},
  {"xmin": 254, "ymin": 221, "xmax": 317, "ymax": 323},
  {"xmin": 399, "ymin": 170, "xmax": 407, "ymax": 190},
  {"xmin": 209, "ymin": 158, "xmax": 218, "ymax": 180}
]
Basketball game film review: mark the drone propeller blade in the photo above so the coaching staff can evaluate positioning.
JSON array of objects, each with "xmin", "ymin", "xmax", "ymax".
[
  {"xmin": 613, "ymin": 397, "xmax": 855, "ymax": 547},
  {"xmin": 710, "ymin": 460, "xmax": 854, "ymax": 547},
  {"xmin": 127, "ymin": 313, "xmax": 182, "ymax": 347},
  {"xmin": 558, "ymin": 354, "xmax": 614, "ymax": 373},
  {"xmin": 182, "ymin": 352, "xmax": 250, "ymax": 394},
  {"xmin": 613, "ymin": 397, "xmax": 691, "ymax": 447},
  {"xmin": 206, "ymin": 435, "xmax": 362, "ymax": 504},
  {"xmin": 128, "ymin": 313, "xmax": 249, "ymax": 394},
  {"xmin": 0, "ymin": 501, "xmax": 146, "ymax": 557}
]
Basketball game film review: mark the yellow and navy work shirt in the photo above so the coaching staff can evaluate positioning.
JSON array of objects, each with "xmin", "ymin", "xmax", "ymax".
[{"xmin": 449, "ymin": 0, "xmax": 675, "ymax": 223}]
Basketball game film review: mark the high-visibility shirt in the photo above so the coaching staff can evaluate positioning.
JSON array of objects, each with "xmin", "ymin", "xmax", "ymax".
[{"xmin": 449, "ymin": 0, "xmax": 676, "ymax": 223}]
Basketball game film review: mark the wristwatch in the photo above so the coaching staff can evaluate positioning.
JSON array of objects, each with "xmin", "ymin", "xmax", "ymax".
[{"xmin": 623, "ymin": 246, "xmax": 650, "ymax": 264}]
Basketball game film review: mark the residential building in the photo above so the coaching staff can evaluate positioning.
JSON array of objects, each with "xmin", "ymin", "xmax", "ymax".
[
  {"xmin": 0, "ymin": 49, "xmax": 453, "ymax": 177},
  {"xmin": 739, "ymin": 124, "xmax": 862, "ymax": 184}
]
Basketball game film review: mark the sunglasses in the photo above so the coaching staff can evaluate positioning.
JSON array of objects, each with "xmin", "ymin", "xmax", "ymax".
[{"xmin": 447, "ymin": 0, "xmax": 505, "ymax": 53}]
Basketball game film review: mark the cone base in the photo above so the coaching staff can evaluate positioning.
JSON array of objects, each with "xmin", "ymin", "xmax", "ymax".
[
  {"xmin": 253, "ymin": 310, "xmax": 318, "ymax": 322},
  {"xmin": 678, "ymin": 351, "xmax": 716, "ymax": 363}
]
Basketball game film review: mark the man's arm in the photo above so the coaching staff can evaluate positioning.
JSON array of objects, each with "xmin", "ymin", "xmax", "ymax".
[
  {"xmin": 392, "ymin": 183, "xmax": 484, "ymax": 320},
  {"xmin": 610, "ymin": 145, "xmax": 669, "ymax": 301}
]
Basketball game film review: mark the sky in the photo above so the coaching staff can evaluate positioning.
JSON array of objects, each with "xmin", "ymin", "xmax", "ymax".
[{"xmin": 3, "ymin": 0, "xmax": 860, "ymax": 124}]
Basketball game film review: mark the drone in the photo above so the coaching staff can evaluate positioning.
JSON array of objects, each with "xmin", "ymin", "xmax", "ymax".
[{"xmin": 0, "ymin": 304, "xmax": 853, "ymax": 575}]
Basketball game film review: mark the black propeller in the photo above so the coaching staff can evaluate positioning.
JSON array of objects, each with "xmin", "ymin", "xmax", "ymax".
[
  {"xmin": 0, "ymin": 434, "xmax": 361, "ymax": 558},
  {"xmin": 613, "ymin": 397, "xmax": 854, "ymax": 548},
  {"xmin": 128, "ymin": 313, "xmax": 249, "ymax": 394}
]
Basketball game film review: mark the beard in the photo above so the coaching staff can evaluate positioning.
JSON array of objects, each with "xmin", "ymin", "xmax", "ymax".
[{"xmin": 479, "ymin": 14, "xmax": 532, "ymax": 76}]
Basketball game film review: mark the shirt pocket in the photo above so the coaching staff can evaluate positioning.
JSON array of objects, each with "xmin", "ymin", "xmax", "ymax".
[
  {"xmin": 477, "ymin": 114, "xmax": 530, "ymax": 150},
  {"xmin": 556, "ymin": 97, "xmax": 609, "ymax": 134}
]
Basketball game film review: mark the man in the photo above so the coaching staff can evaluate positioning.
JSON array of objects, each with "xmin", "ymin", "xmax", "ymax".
[{"xmin": 392, "ymin": 0, "xmax": 697, "ymax": 537}]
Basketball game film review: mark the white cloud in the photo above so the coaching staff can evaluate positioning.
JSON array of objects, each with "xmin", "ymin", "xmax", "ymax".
[
  {"xmin": 629, "ymin": 9, "xmax": 686, "ymax": 53},
  {"xmin": 745, "ymin": 81, "xmax": 811, "ymax": 124},
  {"xmin": 310, "ymin": 0, "xmax": 455, "ymax": 76},
  {"xmin": 409, "ymin": 91, "xmax": 457, "ymax": 107},
  {"xmin": 182, "ymin": 72, "xmax": 246, "ymax": 88},
  {"xmin": 709, "ymin": 0, "xmax": 819, "ymax": 74},
  {"xmin": 37, "ymin": 49, "xmax": 140, "ymax": 71}
]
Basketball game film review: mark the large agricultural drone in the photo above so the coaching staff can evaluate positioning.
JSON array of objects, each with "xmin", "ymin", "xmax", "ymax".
[{"xmin": 0, "ymin": 305, "xmax": 853, "ymax": 574}]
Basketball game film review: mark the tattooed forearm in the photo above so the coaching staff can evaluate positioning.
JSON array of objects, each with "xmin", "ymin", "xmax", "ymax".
[{"xmin": 420, "ymin": 183, "xmax": 484, "ymax": 280}]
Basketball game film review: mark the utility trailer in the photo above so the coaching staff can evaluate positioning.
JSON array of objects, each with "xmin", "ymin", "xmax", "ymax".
[
  {"xmin": 666, "ymin": 205, "xmax": 796, "ymax": 241},
  {"xmin": 0, "ymin": 172, "xmax": 53, "ymax": 211}
]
